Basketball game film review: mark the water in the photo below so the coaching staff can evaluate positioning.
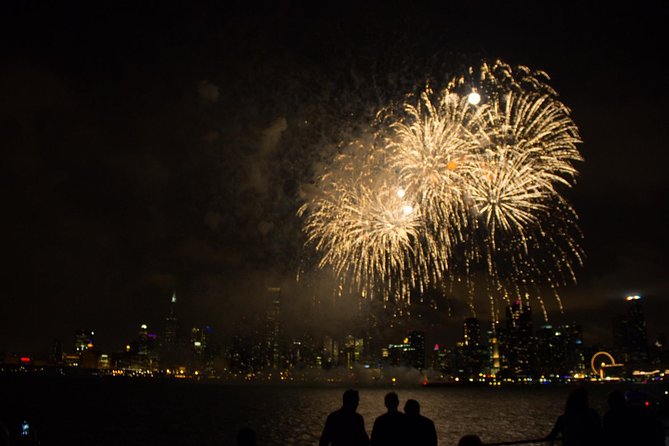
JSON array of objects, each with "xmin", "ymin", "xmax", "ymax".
[{"xmin": 0, "ymin": 375, "xmax": 663, "ymax": 445}]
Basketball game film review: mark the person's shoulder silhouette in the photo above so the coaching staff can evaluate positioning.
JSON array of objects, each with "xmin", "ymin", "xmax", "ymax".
[
  {"xmin": 602, "ymin": 390, "xmax": 634, "ymax": 446},
  {"xmin": 0, "ymin": 418, "xmax": 9, "ymax": 446},
  {"xmin": 320, "ymin": 389, "xmax": 369, "ymax": 446},
  {"xmin": 625, "ymin": 389, "xmax": 665, "ymax": 446},
  {"xmin": 546, "ymin": 388, "xmax": 601, "ymax": 446},
  {"xmin": 237, "ymin": 427, "xmax": 256, "ymax": 446},
  {"xmin": 370, "ymin": 392, "xmax": 407, "ymax": 446},
  {"xmin": 458, "ymin": 435, "xmax": 483, "ymax": 446},
  {"xmin": 403, "ymin": 399, "xmax": 437, "ymax": 446}
]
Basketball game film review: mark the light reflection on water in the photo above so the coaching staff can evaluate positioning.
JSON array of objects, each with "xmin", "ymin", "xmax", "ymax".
[
  {"xmin": 0, "ymin": 377, "xmax": 658, "ymax": 445},
  {"xmin": 251, "ymin": 386, "xmax": 571, "ymax": 445}
]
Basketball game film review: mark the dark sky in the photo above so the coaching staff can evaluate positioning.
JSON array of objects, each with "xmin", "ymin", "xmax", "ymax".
[{"xmin": 1, "ymin": 1, "xmax": 668, "ymax": 355}]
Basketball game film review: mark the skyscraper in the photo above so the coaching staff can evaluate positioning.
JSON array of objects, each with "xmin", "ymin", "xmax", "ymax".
[
  {"xmin": 386, "ymin": 331, "xmax": 425, "ymax": 369},
  {"xmin": 266, "ymin": 287, "xmax": 282, "ymax": 370},
  {"xmin": 502, "ymin": 301, "xmax": 535, "ymax": 377},
  {"xmin": 464, "ymin": 318, "xmax": 481, "ymax": 348},
  {"xmin": 462, "ymin": 318, "xmax": 486, "ymax": 377},
  {"xmin": 407, "ymin": 330, "xmax": 426, "ymax": 369},
  {"xmin": 342, "ymin": 335, "xmax": 364, "ymax": 369},
  {"xmin": 161, "ymin": 291, "xmax": 183, "ymax": 371},
  {"xmin": 613, "ymin": 295, "xmax": 649, "ymax": 364},
  {"xmin": 163, "ymin": 291, "xmax": 178, "ymax": 348},
  {"xmin": 535, "ymin": 323, "xmax": 584, "ymax": 378}
]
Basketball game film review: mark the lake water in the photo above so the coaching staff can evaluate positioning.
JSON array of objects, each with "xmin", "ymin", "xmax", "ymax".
[{"xmin": 0, "ymin": 375, "xmax": 665, "ymax": 445}]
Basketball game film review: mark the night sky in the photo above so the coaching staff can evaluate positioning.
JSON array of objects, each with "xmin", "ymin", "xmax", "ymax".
[{"xmin": 2, "ymin": 2, "xmax": 668, "ymax": 355}]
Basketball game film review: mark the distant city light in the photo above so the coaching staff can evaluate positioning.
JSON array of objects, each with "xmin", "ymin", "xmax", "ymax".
[{"xmin": 625, "ymin": 295, "xmax": 641, "ymax": 301}]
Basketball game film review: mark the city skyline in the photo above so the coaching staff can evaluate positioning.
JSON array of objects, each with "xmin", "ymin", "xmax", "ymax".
[
  {"xmin": 4, "ymin": 290, "xmax": 665, "ymax": 387},
  {"xmin": 1, "ymin": 3, "xmax": 667, "ymax": 354},
  {"xmin": 2, "ymin": 290, "xmax": 662, "ymax": 374}
]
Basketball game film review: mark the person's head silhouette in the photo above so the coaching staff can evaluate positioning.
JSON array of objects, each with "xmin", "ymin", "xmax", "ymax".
[
  {"xmin": 342, "ymin": 389, "xmax": 360, "ymax": 411},
  {"xmin": 607, "ymin": 389, "xmax": 626, "ymax": 410},
  {"xmin": 404, "ymin": 399, "xmax": 420, "ymax": 416},
  {"xmin": 565, "ymin": 388, "xmax": 589, "ymax": 413},
  {"xmin": 237, "ymin": 427, "xmax": 256, "ymax": 446},
  {"xmin": 458, "ymin": 435, "xmax": 483, "ymax": 446},
  {"xmin": 384, "ymin": 392, "xmax": 400, "ymax": 411}
]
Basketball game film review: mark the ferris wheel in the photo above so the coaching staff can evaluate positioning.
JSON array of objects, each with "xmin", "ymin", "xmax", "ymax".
[{"xmin": 590, "ymin": 351, "xmax": 617, "ymax": 377}]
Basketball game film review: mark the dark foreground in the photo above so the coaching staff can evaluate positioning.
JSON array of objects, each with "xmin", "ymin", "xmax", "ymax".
[{"xmin": 1, "ymin": 375, "xmax": 667, "ymax": 445}]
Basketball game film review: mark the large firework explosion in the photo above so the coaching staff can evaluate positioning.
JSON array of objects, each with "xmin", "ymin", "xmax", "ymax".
[
  {"xmin": 299, "ymin": 60, "xmax": 583, "ymax": 317},
  {"xmin": 298, "ymin": 133, "xmax": 430, "ymax": 301}
]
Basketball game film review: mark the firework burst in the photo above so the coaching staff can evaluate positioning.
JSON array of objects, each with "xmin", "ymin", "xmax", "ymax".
[
  {"xmin": 298, "ymin": 134, "xmax": 429, "ymax": 301},
  {"xmin": 459, "ymin": 87, "xmax": 583, "ymax": 315},
  {"xmin": 300, "ymin": 60, "xmax": 584, "ymax": 311},
  {"xmin": 386, "ymin": 87, "xmax": 484, "ymax": 254}
]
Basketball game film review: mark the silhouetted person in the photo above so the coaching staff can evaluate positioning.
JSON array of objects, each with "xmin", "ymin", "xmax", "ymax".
[
  {"xmin": 320, "ymin": 389, "xmax": 369, "ymax": 446},
  {"xmin": 403, "ymin": 399, "xmax": 437, "ymax": 446},
  {"xmin": 602, "ymin": 390, "xmax": 634, "ymax": 446},
  {"xmin": 458, "ymin": 435, "xmax": 483, "ymax": 446},
  {"xmin": 0, "ymin": 418, "xmax": 9, "ymax": 446},
  {"xmin": 237, "ymin": 427, "xmax": 256, "ymax": 446},
  {"xmin": 370, "ymin": 392, "xmax": 407, "ymax": 446},
  {"xmin": 546, "ymin": 388, "xmax": 601, "ymax": 446},
  {"xmin": 625, "ymin": 389, "xmax": 664, "ymax": 446}
]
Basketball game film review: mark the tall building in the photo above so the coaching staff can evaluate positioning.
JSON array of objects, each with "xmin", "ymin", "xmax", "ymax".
[
  {"xmin": 613, "ymin": 295, "xmax": 649, "ymax": 364},
  {"xmin": 229, "ymin": 319, "xmax": 266, "ymax": 375},
  {"xmin": 138, "ymin": 324, "xmax": 149, "ymax": 356},
  {"xmin": 464, "ymin": 318, "xmax": 481, "ymax": 348},
  {"xmin": 266, "ymin": 287, "xmax": 282, "ymax": 370},
  {"xmin": 461, "ymin": 318, "xmax": 486, "ymax": 377},
  {"xmin": 322, "ymin": 335, "xmax": 339, "ymax": 369},
  {"xmin": 562, "ymin": 323, "xmax": 585, "ymax": 376},
  {"xmin": 190, "ymin": 325, "xmax": 213, "ymax": 373},
  {"xmin": 536, "ymin": 323, "xmax": 584, "ymax": 378},
  {"xmin": 161, "ymin": 291, "xmax": 186, "ymax": 371},
  {"xmin": 342, "ymin": 335, "xmax": 365, "ymax": 369},
  {"xmin": 163, "ymin": 291, "xmax": 179, "ymax": 348},
  {"xmin": 407, "ymin": 330, "xmax": 426, "ymax": 369},
  {"xmin": 487, "ymin": 328, "xmax": 501, "ymax": 377},
  {"xmin": 118, "ymin": 323, "xmax": 160, "ymax": 371},
  {"xmin": 388, "ymin": 330, "xmax": 425, "ymax": 369},
  {"xmin": 502, "ymin": 301, "xmax": 535, "ymax": 377},
  {"xmin": 431, "ymin": 343, "xmax": 450, "ymax": 372}
]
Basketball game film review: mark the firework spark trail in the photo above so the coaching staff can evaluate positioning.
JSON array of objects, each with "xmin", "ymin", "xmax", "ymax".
[
  {"xmin": 459, "ymin": 87, "xmax": 583, "ymax": 314},
  {"xmin": 299, "ymin": 136, "xmax": 430, "ymax": 301},
  {"xmin": 387, "ymin": 88, "xmax": 485, "ymax": 256},
  {"xmin": 300, "ymin": 60, "xmax": 584, "ymax": 311}
]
